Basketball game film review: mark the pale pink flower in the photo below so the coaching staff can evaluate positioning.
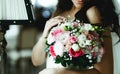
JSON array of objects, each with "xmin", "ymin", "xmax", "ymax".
[
  {"xmin": 69, "ymin": 36, "xmax": 77, "ymax": 43},
  {"xmin": 52, "ymin": 28, "xmax": 63, "ymax": 37},
  {"xmin": 72, "ymin": 22, "xmax": 79, "ymax": 27},
  {"xmin": 55, "ymin": 32, "xmax": 70, "ymax": 44},
  {"xmin": 99, "ymin": 46, "xmax": 105, "ymax": 55}
]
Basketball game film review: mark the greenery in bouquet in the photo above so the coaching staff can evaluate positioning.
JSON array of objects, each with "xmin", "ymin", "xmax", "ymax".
[{"xmin": 45, "ymin": 19, "xmax": 106, "ymax": 70}]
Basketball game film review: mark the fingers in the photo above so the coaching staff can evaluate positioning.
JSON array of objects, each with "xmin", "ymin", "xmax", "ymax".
[
  {"xmin": 46, "ymin": 16, "xmax": 65, "ymax": 27},
  {"xmin": 48, "ymin": 16, "xmax": 65, "ymax": 23},
  {"xmin": 44, "ymin": 16, "xmax": 65, "ymax": 34},
  {"xmin": 54, "ymin": 16, "xmax": 65, "ymax": 20}
]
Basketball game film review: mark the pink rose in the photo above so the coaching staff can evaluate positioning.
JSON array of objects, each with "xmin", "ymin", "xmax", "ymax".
[
  {"xmin": 92, "ymin": 52, "xmax": 97, "ymax": 58},
  {"xmin": 52, "ymin": 29, "xmax": 63, "ymax": 37},
  {"xmin": 69, "ymin": 36, "xmax": 77, "ymax": 43},
  {"xmin": 89, "ymin": 45, "xmax": 94, "ymax": 50},
  {"xmin": 49, "ymin": 45, "xmax": 56, "ymax": 58},
  {"xmin": 88, "ymin": 31, "xmax": 99, "ymax": 40},
  {"xmin": 99, "ymin": 46, "xmax": 105, "ymax": 55},
  {"xmin": 87, "ymin": 34, "xmax": 95, "ymax": 40},
  {"xmin": 69, "ymin": 48, "xmax": 84, "ymax": 58},
  {"xmin": 72, "ymin": 22, "xmax": 78, "ymax": 27}
]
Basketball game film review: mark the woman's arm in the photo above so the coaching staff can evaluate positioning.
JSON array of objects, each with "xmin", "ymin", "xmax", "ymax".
[
  {"xmin": 94, "ymin": 30, "xmax": 113, "ymax": 74},
  {"xmin": 31, "ymin": 34, "xmax": 47, "ymax": 66},
  {"xmin": 31, "ymin": 16, "xmax": 65, "ymax": 66},
  {"xmin": 87, "ymin": 6, "xmax": 113, "ymax": 74}
]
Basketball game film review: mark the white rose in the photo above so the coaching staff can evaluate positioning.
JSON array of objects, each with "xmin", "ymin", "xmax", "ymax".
[
  {"xmin": 79, "ymin": 41, "xmax": 86, "ymax": 48},
  {"xmin": 78, "ymin": 34, "xmax": 86, "ymax": 42},
  {"xmin": 47, "ymin": 34, "xmax": 55, "ymax": 45},
  {"xmin": 79, "ymin": 26, "xmax": 84, "ymax": 32},
  {"xmin": 54, "ymin": 41, "xmax": 64, "ymax": 57},
  {"xmin": 85, "ymin": 40, "xmax": 91, "ymax": 45},
  {"xmin": 84, "ymin": 23, "xmax": 92, "ymax": 31},
  {"xmin": 72, "ymin": 44, "xmax": 80, "ymax": 51},
  {"xmin": 64, "ymin": 22, "xmax": 72, "ymax": 26},
  {"xmin": 94, "ymin": 46, "xmax": 99, "ymax": 52}
]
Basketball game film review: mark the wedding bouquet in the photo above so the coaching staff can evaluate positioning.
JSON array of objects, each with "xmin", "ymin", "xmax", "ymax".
[{"xmin": 45, "ymin": 19, "xmax": 105, "ymax": 69}]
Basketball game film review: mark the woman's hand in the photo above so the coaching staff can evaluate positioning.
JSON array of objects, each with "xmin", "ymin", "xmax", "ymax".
[
  {"xmin": 42, "ymin": 16, "xmax": 65, "ymax": 37},
  {"xmin": 31, "ymin": 16, "xmax": 65, "ymax": 66}
]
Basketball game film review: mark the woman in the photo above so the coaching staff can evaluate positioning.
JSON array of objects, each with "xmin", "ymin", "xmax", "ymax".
[{"xmin": 32, "ymin": 0, "xmax": 119, "ymax": 74}]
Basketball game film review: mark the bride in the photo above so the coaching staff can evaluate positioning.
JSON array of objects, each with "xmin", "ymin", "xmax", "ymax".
[{"xmin": 31, "ymin": 0, "xmax": 119, "ymax": 74}]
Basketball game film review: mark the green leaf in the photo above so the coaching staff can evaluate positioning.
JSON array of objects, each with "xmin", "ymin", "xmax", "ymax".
[
  {"xmin": 55, "ymin": 55, "xmax": 61, "ymax": 63},
  {"xmin": 44, "ymin": 46, "xmax": 49, "ymax": 52},
  {"xmin": 61, "ymin": 59, "xmax": 66, "ymax": 67}
]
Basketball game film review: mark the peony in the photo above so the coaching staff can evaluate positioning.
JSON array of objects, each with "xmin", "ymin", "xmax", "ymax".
[
  {"xmin": 54, "ymin": 41, "xmax": 64, "ymax": 57},
  {"xmin": 54, "ymin": 32, "xmax": 70, "ymax": 44},
  {"xmin": 52, "ymin": 28, "xmax": 63, "ymax": 37},
  {"xmin": 69, "ymin": 48, "xmax": 84, "ymax": 58}
]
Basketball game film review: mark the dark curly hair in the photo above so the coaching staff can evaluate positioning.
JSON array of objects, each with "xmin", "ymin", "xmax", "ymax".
[{"xmin": 52, "ymin": 0, "xmax": 120, "ymax": 41}]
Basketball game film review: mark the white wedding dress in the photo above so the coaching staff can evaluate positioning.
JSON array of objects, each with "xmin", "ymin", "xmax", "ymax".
[{"xmin": 46, "ymin": 55, "xmax": 64, "ymax": 68}]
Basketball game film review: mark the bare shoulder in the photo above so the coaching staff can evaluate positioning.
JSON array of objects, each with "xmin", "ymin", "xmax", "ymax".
[
  {"xmin": 86, "ymin": 6, "xmax": 102, "ymax": 24},
  {"xmin": 87, "ymin": 6, "xmax": 99, "ymax": 12}
]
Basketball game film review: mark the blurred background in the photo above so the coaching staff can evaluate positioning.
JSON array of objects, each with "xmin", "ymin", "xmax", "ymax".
[
  {"xmin": 0, "ymin": 0, "xmax": 120, "ymax": 74},
  {"xmin": 2, "ymin": 0, "xmax": 58, "ymax": 74}
]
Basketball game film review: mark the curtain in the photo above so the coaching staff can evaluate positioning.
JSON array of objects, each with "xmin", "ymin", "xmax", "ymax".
[
  {"xmin": 112, "ymin": 0, "xmax": 120, "ymax": 24},
  {"xmin": 111, "ymin": 32, "xmax": 120, "ymax": 74},
  {"xmin": 112, "ymin": 0, "xmax": 120, "ymax": 14},
  {"xmin": 0, "ymin": 0, "xmax": 28, "ymax": 20},
  {"xmin": 112, "ymin": 0, "xmax": 120, "ymax": 74},
  {"xmin": 0, "ymin": 0, "xmax": 2, "ymax": 19}
]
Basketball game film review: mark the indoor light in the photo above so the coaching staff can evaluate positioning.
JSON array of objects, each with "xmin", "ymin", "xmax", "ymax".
[
  {"xmin": 0, "ymin": 0, "xmax": 34, "ymax": 25},
  {"xmin": 37, "ymin": 0, "xmax": 58, "ymax": 8}
]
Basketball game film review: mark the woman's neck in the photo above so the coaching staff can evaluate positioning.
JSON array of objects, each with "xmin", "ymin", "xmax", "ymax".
[
  {"xmin": 71, "ymin": 5, "xmax": 82, "ymax": 13},
  {"xmin": 59, "ymin": 5, "xmax": 83, "ymax": 20},
  {"xmin": 67, "ymin": 5, "xmax": 83, "ymax": 20}
]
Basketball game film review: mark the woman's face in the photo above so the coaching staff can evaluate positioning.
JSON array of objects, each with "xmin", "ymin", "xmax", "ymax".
[{"xmin": 71, "ymin": 0, "xmax": 86, "ymax": 8}]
